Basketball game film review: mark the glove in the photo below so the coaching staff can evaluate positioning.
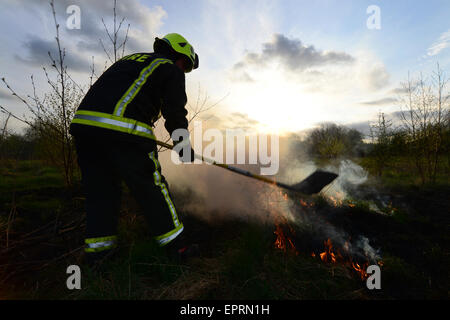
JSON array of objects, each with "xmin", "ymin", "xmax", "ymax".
[{"xmin": 174, "ymin": 136, "xmax": 195, "ymax": 163}]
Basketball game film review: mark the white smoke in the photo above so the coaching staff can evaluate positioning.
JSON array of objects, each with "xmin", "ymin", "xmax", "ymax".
[
  {"xmin": 321, "ymin": 159, "xmax": 369, "ymax": 199},
  {"xmin": 354, "ymin": 236, "xmax": 381, "ymax": 262}
]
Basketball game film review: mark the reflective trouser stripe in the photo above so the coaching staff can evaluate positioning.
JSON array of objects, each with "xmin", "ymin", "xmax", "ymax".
[
  {"xmin": 85, "ymin": 235, "xmax": 117, "ymax": 253},
  {"xmin": 72, "ymin": 110, "xmax": 156, "ymax": 140},
  {"xmin": 149, "ymin": 151, "xmax": 183, "ymax": 246},
  {"xmin": 155, "ymin": 224, "xmax": 184, "ymax": 247},
  {"xmin": 149, "ymin": 151, "xmax": 180, "ymax": 227},
  {"xmin": 113, "ymin": 58, "xmax": 173, "ymax": 117}
]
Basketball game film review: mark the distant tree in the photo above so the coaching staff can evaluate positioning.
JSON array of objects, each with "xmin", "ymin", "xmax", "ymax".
[
  {"xmin": 305, "ymin": 123, "xmax": 363, "ymax": 159},
  {"xmin": 389, "ymin": 129, "xmax": 408, "ymax": 156},
  {"xmin": 0, "ymin": 111, "xmax": 12, "ymax": 160},
  {"xmin": 369, "ymin": 112, "xmax": 393, "ymax": 176},
  {"xmin": 397, "ymin": 64, "xmax": 450, "ymax": 184},
  {"xmin": 344, "ymin": 128, "xmax": 365, "ymax": 156}
]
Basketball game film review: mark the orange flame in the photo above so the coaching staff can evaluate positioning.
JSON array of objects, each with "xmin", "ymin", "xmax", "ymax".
[
  {"xmin": 319, "ymin": 238, "xmax": 338, "ymax": 263},
  {"xmin": 299, "ymin": 199, "xmax": 308, "ymax": 207},
  {"xmin": 272, "ymin": 188, "xmax": 381, "ymax": 280},
  {"xmin": 315, "ymin": 238, "xmax": 377, "ymax": 280},
  {"xmin": 273, "ymin": 220, "xmax": 299, "ymax": 255},
  {"xmin": 274, "ymin": 224, "xmax": 286, "ymax": 251},
  {"xmin": 352, "ymin": 262, "xmax": 369, "ymax": 280},
  {"xmin": 329, "ymin": 195, "xmax": 343, "ymax": 207}
]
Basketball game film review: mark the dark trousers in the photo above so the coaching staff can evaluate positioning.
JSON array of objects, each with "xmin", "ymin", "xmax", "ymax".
[{"xmin": 74, "ymin": 136, "xmax": 184, "ymax": 253}]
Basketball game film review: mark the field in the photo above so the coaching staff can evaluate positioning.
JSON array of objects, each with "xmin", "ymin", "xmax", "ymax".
[{"xmin": 0, "ymin": 158, "xmax": 448, "ymax": 300}]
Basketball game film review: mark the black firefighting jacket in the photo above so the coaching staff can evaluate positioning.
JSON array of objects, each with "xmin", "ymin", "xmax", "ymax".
[{"xmin": 69, "ymin": 52, "xmax": 188, "ymax": 149}]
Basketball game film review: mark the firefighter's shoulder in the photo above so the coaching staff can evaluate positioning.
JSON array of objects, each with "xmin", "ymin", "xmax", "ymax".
[{"xmin": 120, "ymin": 53, "xmax": 152, "ymax": 63}]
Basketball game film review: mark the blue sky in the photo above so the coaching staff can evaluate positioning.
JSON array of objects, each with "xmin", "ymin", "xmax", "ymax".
[{"xmin": 1, "ymin": 0, "xmax": 449, "ymax": 135}]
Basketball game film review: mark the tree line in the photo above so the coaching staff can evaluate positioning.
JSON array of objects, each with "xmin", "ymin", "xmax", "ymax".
[{"xmin": 290, "ymin": 64, "xmax": 449, "ymax": 185}]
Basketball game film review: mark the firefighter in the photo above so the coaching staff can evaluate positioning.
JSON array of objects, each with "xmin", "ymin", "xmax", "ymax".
[{"xmin": 69, "ymin": 33, "xmax": 199, "ymax": 265}]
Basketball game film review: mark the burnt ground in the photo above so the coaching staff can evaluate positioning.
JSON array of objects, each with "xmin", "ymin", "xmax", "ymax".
[{"xmin": 0, "ymin": 165, "xmax": 448, "ymax": 300}]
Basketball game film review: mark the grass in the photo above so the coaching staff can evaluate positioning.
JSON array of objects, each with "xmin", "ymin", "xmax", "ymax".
[
  {"xmin": 357, "ymin": 155, "xmax": 450, "ymax": 188},
  {"xmin": 0, "ymin": 159, "xmax": 448, "ymax": 300}
]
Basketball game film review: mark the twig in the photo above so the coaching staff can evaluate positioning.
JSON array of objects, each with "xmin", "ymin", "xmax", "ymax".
[
  {"xmin": 6, "ymin": 192, "xmax": 17, "ymax": 249},
  {"xmin": 39, "ymin": 245, "xmax": 84, "ymax": 269}
]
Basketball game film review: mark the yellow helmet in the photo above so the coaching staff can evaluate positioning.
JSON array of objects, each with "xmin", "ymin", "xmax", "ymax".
[{"xmin": 154, "ymin": 33, "xmax": 199, "ymax": 72}]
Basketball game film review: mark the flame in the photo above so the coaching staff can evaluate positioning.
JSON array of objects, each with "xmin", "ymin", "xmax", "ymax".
[
  {"xmin": 319, "ymin": 238, "xmax": 339, "ymax": 263},
  {"xmin": 273, "ymin": 195, "xmax": 299, "ymax": 256},
  {"xmin": 271, "ymin": 191, "xmax": 299, "ymax": 255},
  {"xmin": 352, "ymin": 262, "xmax": 369, "ymax": 280},
  {"xmin": 328, "ymin": 195, "xmax": 343, "ymax": 207},
  {"xmin": 273, "ymin": 222, "xmax": 299, "ymax": 255},
  {"xmin": 315, "ymin": 238, "xmax": 377, "ymax": 280},
  {"xmin": 299, "ymin": 199, "xmax": 315, "ymax": 208},
  {"xmin": 271, "ymin": 188, "xmax": 381, "ymax": 281},
  {"xmin": 299, "ymin": 199, "xmax": 308, "ymax": 207},
  {"xmin": 274, "ymin": 224, "xmax": 286, "ymax": 251}
]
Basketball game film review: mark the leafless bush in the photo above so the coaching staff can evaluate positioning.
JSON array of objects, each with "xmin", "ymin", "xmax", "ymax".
[
  {"xmin": 1, "ymin": 1, "xmax": 82, "ymax": 187},
  {"xmin": 369, "ymin": 112, "xmax": 393, "ymax": 176},
  {"xmin": 397, "ymin": 64, "xmax": 450, "ymax": 184}
]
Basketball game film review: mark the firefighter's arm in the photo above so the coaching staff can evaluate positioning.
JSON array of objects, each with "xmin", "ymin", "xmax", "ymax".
[
  {"xmin": 160, "ymin": 65, "xmax": 189, "ymax": 136},
  {"xmin": 160, "ymin": 64, "xmax": 194, "ymax": 162}
]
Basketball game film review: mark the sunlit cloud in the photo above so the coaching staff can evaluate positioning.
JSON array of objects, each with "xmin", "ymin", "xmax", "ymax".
[{"xmin": 427, "ymin": 29, "xmax": 450, "ymax": 57}]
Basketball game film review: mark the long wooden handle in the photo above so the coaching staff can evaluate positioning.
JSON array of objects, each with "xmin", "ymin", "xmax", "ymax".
[{"xmin": 155, "ymin": 140, "xmax": 294, "ymax": 191}]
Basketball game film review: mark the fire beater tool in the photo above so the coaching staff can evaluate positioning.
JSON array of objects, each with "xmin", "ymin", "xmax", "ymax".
[{"xmin": 155, "ymin": 140, "xmax": 338, "ymax": 195}]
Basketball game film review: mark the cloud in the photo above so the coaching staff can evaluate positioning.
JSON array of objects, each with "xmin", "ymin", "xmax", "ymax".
[
  {"xmin": 227, "ymin": 112, "xmax": 260, "ymax": 130},
  {"xmin": 361, "ymin": 63, "xmax": 390, "ymax": 91},
  {"xmin": 427, "ymin": 29, "xmax": 450, "ymax": 57},
  {"xmin": 229, "ymin": 70, "xmax": 254, "ymax": 83},
  {"xmin": 345, "ymin": 109, "xmax": 406, "ymax": 137},
  {"xmin": 15, "ymin": 35, "xmax": 91, "ymax": 72},
  {"xmin": 233, "ymin": 33, "xmax": 355, "ymax": 73},
  {"xmin": 359, "ymin": 97, "xmax": 398, "ymax": 106},
  {"xmin": 195, "ymin": 110, "xmax": 261, "ymax": 132},
  {"xmin": 9, "ymin": 0, "xmax": 167, "ymax": 73},
  {"xmin": 229, "ymin": 112, "xmax": 259, "ymax": 124},
  {"xmin": 345, "ymin": 121, "xmax": 371, "ymax": 136},
  {"xmin": 0, "ymin": 88, "xmax": 14, "ymax": 101},
  {"xmin": 229, "ymin": 33, "xmax": 391, "ymax": 95},
  {"xmin": 389, "ymin": 87, "xmax": 410, "ymax": 95}
]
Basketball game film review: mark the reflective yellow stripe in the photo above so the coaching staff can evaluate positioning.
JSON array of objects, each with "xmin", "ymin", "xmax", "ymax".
[
  {"xmin": 72, "ymin": 110, "xmax": 156, "ymax": 140},
  {"xmin": 154, "ymin": 224, "xmax": 184, "ymax": 247},
  {"xmin": 148, "ymin": 151, "xmax": 184, "ymax": 247},
  {"xmin": 85, "ymin": 235, "xmax": 117, "ymax": 252},
  {"xmin": 113, "ymin": 58, "xmax": 173, "ymax": 117},
  {"xmin": 85, "ymin": 235, "xmax": 117, "ymax": 244},
  {"xmin": 149, "ymin": 151, "xmax": 181, "ymax": 229}
]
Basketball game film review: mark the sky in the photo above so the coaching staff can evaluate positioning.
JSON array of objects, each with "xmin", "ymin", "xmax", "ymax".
[{"xmin": 1, "ymin": 0, "xmax": 449, "ymax": 137}]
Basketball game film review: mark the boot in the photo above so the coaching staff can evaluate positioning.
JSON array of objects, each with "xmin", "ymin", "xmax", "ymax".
[{"xmin": 165, "ymin": 234, "xmax": 200, "ymax": 262}]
